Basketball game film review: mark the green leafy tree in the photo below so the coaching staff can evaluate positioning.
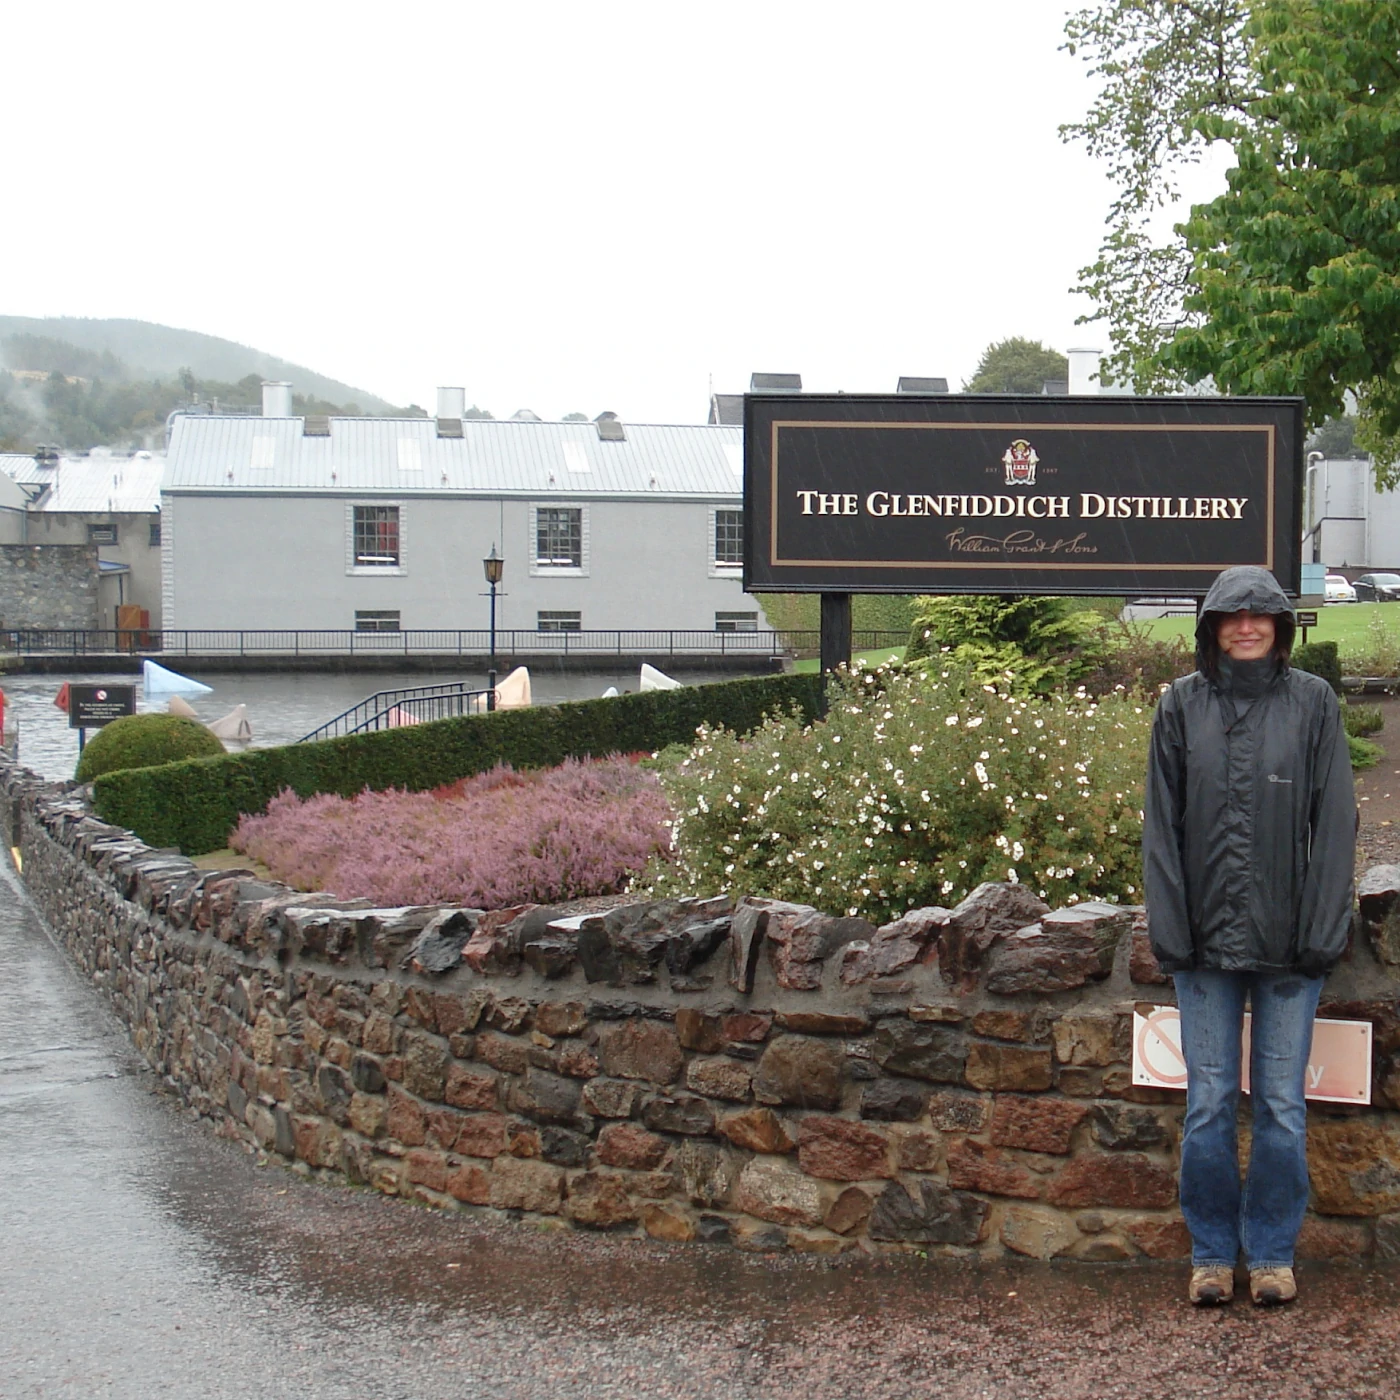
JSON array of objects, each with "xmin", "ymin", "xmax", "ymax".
[
  {"xmin": 964, "ymin": 338, "xmax": 1069, "ymax": 394},
  {"xmin": 562, "ymin": 412, "xmax": 589, "ymax": 422},
  {"xmin": 1063, "ymin": 2, "xmax": 1400, "ymax": 486},
  {"xmin": 1307, "ymin": 415, "xmax": 1362, "ymax": 459}
]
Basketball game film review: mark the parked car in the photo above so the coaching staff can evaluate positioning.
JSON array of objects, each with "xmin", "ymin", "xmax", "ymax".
[
  {"xmin": 1324, "ymin": 573, "xmax": 1358, "ymax": 603},
  {"xmin": 1353, "ymin": 572, "xmax": 1400, "ymax": 603}
]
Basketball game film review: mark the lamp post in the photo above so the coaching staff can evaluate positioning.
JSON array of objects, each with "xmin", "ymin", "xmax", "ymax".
[{"xmin": 483, "ymin": 546, "xmax": 503, "ymax": 711}]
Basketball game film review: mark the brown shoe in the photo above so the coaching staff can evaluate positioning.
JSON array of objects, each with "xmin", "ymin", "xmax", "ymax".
[
  {"xmin": 1189, "ymin": 1266, "xmax": 1235, "ymax": 1305},
  {"xmin": 1249, "ymin": 1266, "xmax": 1297, "ymax": 1306}
]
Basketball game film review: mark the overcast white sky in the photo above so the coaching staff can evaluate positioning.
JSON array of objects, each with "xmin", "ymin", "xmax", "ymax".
[{"xmin": 7, "ymin": 0, "xmax": 1231, "ymax": 421}]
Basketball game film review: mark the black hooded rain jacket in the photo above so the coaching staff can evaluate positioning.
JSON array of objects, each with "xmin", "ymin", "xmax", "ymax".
[{"xmin": 1143, "ymin": 566, "xmax": 1356, "ymax": 976}]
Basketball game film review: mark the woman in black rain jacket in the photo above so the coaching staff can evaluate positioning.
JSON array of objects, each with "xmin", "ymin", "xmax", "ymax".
[{"xmin": 1143, "ymin": 565, "xmax": 1355, "ymax": 1308}]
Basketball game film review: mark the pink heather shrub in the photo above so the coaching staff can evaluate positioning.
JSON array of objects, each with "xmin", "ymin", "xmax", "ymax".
[{"xmin": 229, "ymin": 757, "xmax": 675, "ymax": 907}]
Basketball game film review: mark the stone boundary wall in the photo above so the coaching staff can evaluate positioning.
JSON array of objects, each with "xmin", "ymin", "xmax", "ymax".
[
  {"xmin": 6, "ymin": 756, "xmax": 1400, "ymax": 1263},
  {"xmin": 0, "ymin": 543, "xmax": 98, "ymax": 630}
]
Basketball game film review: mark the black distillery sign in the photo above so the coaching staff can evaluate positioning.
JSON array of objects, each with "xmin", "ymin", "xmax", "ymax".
[
  {"xmin": 743, "ymin": 395, "xmax": 1303, "ymax": 595},
  {"xmin": 68, "ymin": 684, "xmax": 137, "ymax": 729}
]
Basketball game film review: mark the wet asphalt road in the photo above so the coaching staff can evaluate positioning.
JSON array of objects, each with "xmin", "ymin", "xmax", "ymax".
[{"xmin": 5, "ymin": 866, "xmax": 1400, "ymax": 1399}]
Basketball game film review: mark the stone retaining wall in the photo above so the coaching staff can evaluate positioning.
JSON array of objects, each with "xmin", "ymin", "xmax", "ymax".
[{"xmin": 7, "ymin": 757, "xmax": 1400, "ymax": 1262}]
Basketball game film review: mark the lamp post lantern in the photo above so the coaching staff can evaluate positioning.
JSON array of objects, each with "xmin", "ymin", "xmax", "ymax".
[{"xmin": 483, "ymin": 546, "xmax": 503, "ymax": 711}]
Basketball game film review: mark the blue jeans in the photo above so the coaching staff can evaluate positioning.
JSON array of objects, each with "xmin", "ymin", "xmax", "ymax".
[{"xmin": 1173, "ymin": 969, "xmax": 1323, "ymax": 1270}]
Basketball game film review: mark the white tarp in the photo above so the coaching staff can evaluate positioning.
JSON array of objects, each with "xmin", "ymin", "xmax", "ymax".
[
  {"xmin": 143, "ymin": 660, "xmax": 212, "ymax": 697},
  {"xmin": 206, "ymin": 704, "xmax": 253, "ymax": 742},
  {"xmin": 640, "ymin": 663, "xmax": 682, "ymax": 691},
  {"xmin": 166, "ymin": 695, "xmax": 198, "ymax": 718},
  {"xmin": 496, "ymin": 666, "xmax": 531, "ymax": 709}
]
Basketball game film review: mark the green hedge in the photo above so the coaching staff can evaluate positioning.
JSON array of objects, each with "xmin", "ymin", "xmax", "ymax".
[
  {"xmin": 1292, "ymin": 640, "xmax": 1343, "ymax": 693},
  {"xmin": 92, "ymin": 672, "xmax": 827, "ymax": 856}
]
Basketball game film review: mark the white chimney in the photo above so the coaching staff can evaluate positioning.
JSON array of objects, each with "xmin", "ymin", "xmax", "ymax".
[
  {"xmin": 1067, "ymin": 348, "xmax": 1102, "ymax": 396},
  {"xmin": 261, "ymin": 381, "xmax": 294, "ymax": 416},
  {"xmin": 437, "ymin": 386, "xmax": 466, "ymax": 419}
]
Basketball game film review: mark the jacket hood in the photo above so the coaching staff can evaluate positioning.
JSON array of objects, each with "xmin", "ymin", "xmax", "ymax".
[{"xmin": 1195, "ymin": 565, "xmax": 1297, "ymax": 666}]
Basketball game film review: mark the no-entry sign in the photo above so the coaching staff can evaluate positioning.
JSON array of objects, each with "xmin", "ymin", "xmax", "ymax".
[
  {"xmin": 1132, "ymin": 1004, "xmax": 1372, "ymax": 1105},
  {"xmin": 68, "ymin": 684, "xmax": 137, "ymax": 729}
]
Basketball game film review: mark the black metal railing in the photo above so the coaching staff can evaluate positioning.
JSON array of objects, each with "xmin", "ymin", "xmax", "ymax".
[
  {"xmin": 0, "ymin": 627, "xmax": 910, "ymax": 659},
  {"xmin": 301, "ymin": 681, "xmax": 495, "ymax": 742}
]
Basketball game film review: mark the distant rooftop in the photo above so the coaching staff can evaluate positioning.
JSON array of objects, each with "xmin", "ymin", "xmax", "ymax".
[
  {"xmin": 0, "ymin": 448, "xmax": 164, "ymax": 513},
  {"xmin": 163, "ymin": 415, "xmax": 743, "ymax": 498}
]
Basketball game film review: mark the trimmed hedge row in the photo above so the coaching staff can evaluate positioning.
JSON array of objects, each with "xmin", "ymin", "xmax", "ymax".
[{"xmin": 91, "ymin": 672, "xmax": 827, "ymax": 856}]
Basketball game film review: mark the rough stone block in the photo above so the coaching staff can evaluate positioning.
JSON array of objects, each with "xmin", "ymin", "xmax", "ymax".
[
  {"xmin": 444, "ymin": 1063, "xmax": 499, "ymax": 1111},
  {"xmin": 596, "ymin": 1020, "xmax": 684, "ymax": 1085},
  {"xmin": 990, "ymin": 1096, "xmax": 1088, "ymax": 1155},
  {"xmin": 839, "ymin": 907, "xmax": 950, "ymax": 985},
  {"xmin": 1129, "ymin": 929, "xmax": 1169, "ymax": 986},
  {"xmin": 444, "ymin": 1161, "xmax": 491, "ymax": 1204},
  {"xmin": 734, "ymin": 1157, "xmax": 827, "ymax": 1227},
  {"xmin": 774, "ymin": 1010, "xmax": 872, "ymax": 1036},
  {"xmin": 1093, "ymin": 1103, "xmax": 1171, "ymax": 1151},
  {"xmin": 597, "ymin": 1122, "xmax": 670, "ymax": 1170},
  {"xmin": 641, "ymin": 1093, "xmax": 716, "ymax": 1136},
  {"xmin": 1052, "ymin": 1013, "xmax": 1124, "ymax": 1068},
  {"xmin": 872, "ymin": 1021, "xmax": 968, "ymax": 1084},
  {"xmin": 405, "ymin": 1148, "xmax": 448, "ymax": 1192},
  {"xmin": 938, "ymin": 883, "xmax": 1051, "ymax": 992},
  {"xmin": 489, "ymin": 1156, "xmax": 564, "ymax": 1213},
  {"xmin": 985, "ymin": 903, "xmax": 1128, "ymax": 996},
  {"xmin": 860, "ymin": 1079, "xmax": 929, "ymax": 1122},
  {"xmin": 964, "ymin": 1042, "xmax": 1052, "ymax": 1092},
  {"xmin": 386, "ymin": 1086, "xmax": 427, "ymax": 1146},
  {"xmin": 797, "ymin": 1116, "xmax": 893, "ymax": 1181},
  {"xmin": 675, "ymin": 1008, "xmax": 725, "ymax": 1053},
  {"xmin": 753, "ymin": 1035, "xmax": 844, "ymax": 1110},
  {"xmin": 475, "ymin": 1032, "xmax": 530, "ymax": 1076},
  {"xmin": 1359, "ymin": 865, "xmax": 1400, "ymax": 965},
  {"xmin": 582, "ymin": 1078, "xmax": 642, "ymax": 1119},
  {"xmin": 676, "ymin": 1140, "xmax": 739, "ymax": 1208},
  {"xmin": 971, "ymin": 1010, "xmax": 1040, "ymax": 1043},
  {"xmin": 1122, "ymin": 1217, "xmax": 1191, "ymax": 1259},
  {"xmin": 927, "ymin": 1090, "xmax": 991, "ymax": 1134},
  {"xmin": 891, "ymin": 1126, "xmax": 943, "ymax": 1173},
  {"xmin": 825, "ymin": 1186, "xmax": 874, "ymax": 1235},
  {"xmin": 455, "ymin": 1113, "xmax": 510, "ymax": 1159},
  {"xmin": 1296, "ymin": 1217, "xmax": 1370, "ymax": 1259},
  {"xmin": 566, "ymin": 1171, "xmax": 640, "ymax": 1227},
  {"xmin": 1046, "ymin": 1153, "xmax": 1177, "ymax": 1209},
  {"xmin": 867, "ymin": 1179, "xmax": 988, "ymax": 1245},
  {"xmin": 535, "ymin": 1001, "xmax": 589, "ymax": 1039},
  {"xmin": 1000, "ymin": 1205, "xmax": 1078, "ymax": 1260},
  {"xmin": 511, "ymin": 1068, "xmax": 582, "ymax": 1124},
  {"xmin": 1308, "ymin": 1118, "xmax": 1400, "ymax": 1215},
  {"xmin": 685, "ymin": 1056, "xmax": 753, "ymax": 1102},
  {"xmin": 717, "ymin": 1107, "xmax": 795, "ymax": 1155},
  {"xmin": 722, "ymin": 1012, "xmax": 773, "ymax": 1044},
  {"xmin": 946, "ymin": 1138, "xmax": 1042, "ymax": 1199},
  {"xmin": 642, "ymin": 1203, "xmax": 697, "ymax": 1242}
]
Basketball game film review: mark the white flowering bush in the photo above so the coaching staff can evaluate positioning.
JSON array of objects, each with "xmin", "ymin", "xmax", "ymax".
[{"xmin": 641, "ymin": 660, "xmax": 1152, "ymax": 923}]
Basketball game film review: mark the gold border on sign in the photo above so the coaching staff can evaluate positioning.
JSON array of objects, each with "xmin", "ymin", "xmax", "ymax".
[{"xmin": 766, "ymin": 420, "xmax": 1278, "ymax": 572}]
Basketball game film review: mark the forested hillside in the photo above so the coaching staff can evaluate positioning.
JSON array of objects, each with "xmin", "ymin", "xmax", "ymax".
[{"xmin": 0, "ymin": 324, "xmax": 424, "ymax": 452}]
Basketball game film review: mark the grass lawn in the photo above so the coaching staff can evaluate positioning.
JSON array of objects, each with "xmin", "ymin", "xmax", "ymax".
[
  {"xmin": 794, "ymin": 645, "xmax": 906, "ymax": 674},
  {"xmin": 1137, "ymin": 601, "xmax": 1400, "ymax": 656}
]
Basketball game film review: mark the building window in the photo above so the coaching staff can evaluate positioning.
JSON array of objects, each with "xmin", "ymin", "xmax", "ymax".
[
  {"xmin": 714, "ymin": 509, "xmax": 743, "ymax": 566},
  {"xmin": 88, "ymin": 523, "xmax": 118, "ymax": 545},
  {"xmin": 148, "ymin": 519, "xmax": 162, "ymax": 546},
  {"xmin": 535, "ymin": 507, "xmax": 582, "ymax": 568},
  {"xmin": 353, "ymin": 505, "xmax": 400, "ymax": 566},
  {"xmin": 537, "ymin": 610, "xmax": 582, "ymax": 632},
  {"xmin": 355, "ymin": 610, "xmax": 401, "ymax": 632},
  {"xmin": 715, "ymin": 611, "xmax": 758, "ymax": 632}
]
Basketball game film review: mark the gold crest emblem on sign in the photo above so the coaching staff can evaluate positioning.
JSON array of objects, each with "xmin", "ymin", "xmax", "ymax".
[{"xmin": 1002, "ymin": 439, "xmax": 1039, "ymax": 486}]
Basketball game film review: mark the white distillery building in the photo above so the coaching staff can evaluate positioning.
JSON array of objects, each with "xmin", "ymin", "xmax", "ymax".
[
  {"xmin": 1304, "ymin": 455, "xmax": 1400, "ymax": 570},
  {"xmin": 0, "ymin": 448, "xmax": 166, "ymax": 626},
  {"xmin": 160, "ymin": 386, "xmax": 760, "ymax": 636}
]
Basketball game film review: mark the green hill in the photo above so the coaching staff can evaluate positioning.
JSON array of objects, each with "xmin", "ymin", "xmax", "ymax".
[{"xmin": 0, "ymin": 316, "xmax": 397, "ymax": 412}]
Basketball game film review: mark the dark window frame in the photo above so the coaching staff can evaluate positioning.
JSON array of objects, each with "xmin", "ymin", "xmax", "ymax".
[
  {"xmin": 537, "ymin": 610, "xmax": 582, "ymax": 632},
  {"xmin": 354, "ymin": 609, "xmax": 401, "ymax": 632},
  {"xmin": 353, "ymin": 505, "xmax": 401, "ymax": 567},
  {"xmin": 535, "ymin": 507, "xmax": 582, "ymax": 568},
  {"xmin": 714, "ymin": 508, "xmax": 743, "ymax": 566}
]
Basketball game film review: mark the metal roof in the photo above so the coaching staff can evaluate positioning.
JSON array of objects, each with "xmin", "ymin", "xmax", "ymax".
[
  {"xmin": 162, "ymin": 415, "xmax": 744, "ymax": 498},
  {"xmin": 0, "ymin": 451, "xmax": 164, "ymax": 513}
]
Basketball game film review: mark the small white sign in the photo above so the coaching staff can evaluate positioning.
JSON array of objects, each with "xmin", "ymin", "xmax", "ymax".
[{"xmin": 1132, "ymin": 1005, "xmax": 1372, "ymax": 1106}]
